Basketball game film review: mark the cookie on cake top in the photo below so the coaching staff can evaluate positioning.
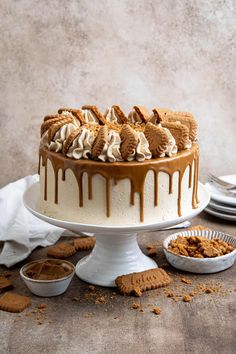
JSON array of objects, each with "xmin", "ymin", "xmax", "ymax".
[{"xmin": 40, "ymin": 105, "xmax": 197, "ymax": 163}]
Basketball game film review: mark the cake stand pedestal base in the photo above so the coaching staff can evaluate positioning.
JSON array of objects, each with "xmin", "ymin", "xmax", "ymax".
[{"xmin": 76, "ymin": 233, "xmax": 157, "ymax": 287}]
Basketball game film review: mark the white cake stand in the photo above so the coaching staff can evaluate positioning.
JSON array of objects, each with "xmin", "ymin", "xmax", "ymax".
[{"xmin": 23, "ymin": 182, "xmax": 210, "ymax": 287}]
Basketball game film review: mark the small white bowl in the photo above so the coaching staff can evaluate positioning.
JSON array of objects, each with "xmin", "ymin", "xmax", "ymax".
[
  {"xmin": 20, "ymin": 259, "xmax": 75, "ymax": 297},
  {"xmin": 163, "ymin": 230, "xmax": 236, "ymax": 274}
]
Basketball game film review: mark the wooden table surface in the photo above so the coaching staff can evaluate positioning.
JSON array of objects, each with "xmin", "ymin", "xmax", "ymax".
[{"xmin": 0, "ymin": 211, "xmax": 235, "ymax": 354}]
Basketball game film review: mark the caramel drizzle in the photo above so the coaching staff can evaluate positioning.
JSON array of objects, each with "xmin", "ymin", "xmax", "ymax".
[{"xmin": 40, "ymin": 145, "xmax": 199, "ymax": 222}]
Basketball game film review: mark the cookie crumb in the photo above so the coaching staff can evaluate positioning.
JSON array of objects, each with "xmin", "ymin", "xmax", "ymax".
[
  {"xmin": 183, "ymin": 295, "xmax": 191, "ymax": 302},
  {"xmin": 88, "ymin": 285, "xmax": 96, "ymax": 291},
  {"xmin": 152, "ymin": 307, "xmax": 161, "ymax": 315},
  {"xmin": 205, "ymin": 288, "xmax": 214, "ymax": 294},
  {"xmin": 133, "ymin": 287, "xmax": 142, "ymax": 297},
  {"xmin": 131, "ymin": 303, "xmax": 140, "ymax": 309},
  {"xmin": 166, "ymin": 290, "xmax": 174, "ymax": 298},
  {"xmin": 38, "ymin": 303, "xmax": 46, "ymax": 309},
  {"xmin": 181, "ymin": 277, "xmax": 192, "ymax": 285},
  {"xmin": 95, "ymin": 296, "xmax": 106, "ymax": 305}
]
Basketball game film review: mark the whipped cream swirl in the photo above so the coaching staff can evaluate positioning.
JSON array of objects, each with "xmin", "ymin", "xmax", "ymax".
[
  {"xmin": 66, "ymin": 128, "xmax": 95, "ymax": 159},
  {"xmin": 41, "ymin": 123, "xmax": 77, "ymax": 153},
  {"xmin": 98, "ymin": 130, "xmax": 123, "ymax": 162},
  {"xmin": 161, "ymin": 128, "xmax": 178, "ymax": 157},
  {"xmin": 104, "ymin": 107, "xmax": 122, "ymax": 124},
  {"xmin": 128, "ymin": 110, "xmax": 142, "ymax": 124},
  {"xmin": 127, "ymin": 132, "xmax": 152, "ymax": 162},
  {"xmin": 82, "ymin": 109, "xmax": 99, "ymax": 123}
]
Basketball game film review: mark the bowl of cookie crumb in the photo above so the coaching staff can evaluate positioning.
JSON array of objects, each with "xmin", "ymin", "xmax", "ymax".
[
  {"xmin": 20, "ymin": 259, "xmax": 75, "ymax": 297},
  {"xmin": 163, "ymin": 230, "xmax": 236, "ymax": 273}
]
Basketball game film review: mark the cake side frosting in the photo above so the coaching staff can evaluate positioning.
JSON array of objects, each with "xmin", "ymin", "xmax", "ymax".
[{"xmin": 39, "ymin": 144, "xmax": 199, "ymax": 224}]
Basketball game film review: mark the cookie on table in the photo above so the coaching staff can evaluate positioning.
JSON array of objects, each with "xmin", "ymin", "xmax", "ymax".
[
  {"xmin": 0, "ymin": 276, "xmax": 13, "ymax": 294},
  {"xmin": 115, "ymin": 268, "xmax": 171, "ymax": 296},
  {"xmin": 0, "ymin": 292, "xmax": 31, "ymax": 313},
  {"xmin": 47, "ymin": 242, "xmax": 76, "ymax": 259},
  {"xmin": 73, "ymin": 237, "xmax": 96, "ymax": 251}
]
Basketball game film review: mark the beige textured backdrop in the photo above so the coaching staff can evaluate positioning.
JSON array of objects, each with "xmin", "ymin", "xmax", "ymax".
[{"xmin": 0, "ymin": 0, "xmax": 235, "ymax": 187}]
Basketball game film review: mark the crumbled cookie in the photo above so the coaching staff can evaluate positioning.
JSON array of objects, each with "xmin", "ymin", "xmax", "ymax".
[
  {"xmin": 183, "ymin": 295, "xmax": 191, "ymax": 302},
  {"xmin": 131, "ymin": 303, "xmax": 141, "ymax": 309},
  {"xmin": 168, "ymin": 235, "xmax": 234, "ymax": 258},
  {"xmin": 152, "ymin": 307, "xmax": 161, "ymax": 315},
  {"xmin": 181, "ymin": 277, "xmax": 192, "ymax": 285},
  {"xmin": 187, "ymin": 225, "xmax": 211, "ymax": 231}
]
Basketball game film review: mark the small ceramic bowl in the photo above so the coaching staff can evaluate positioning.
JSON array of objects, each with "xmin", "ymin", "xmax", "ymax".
[
  {"xmin": 20, "ymin": 259, "xmax": 75, "ymax": 297},
  {"xmin": 163, "ymin": 230, "xmax": 236, "ymax": 274}
]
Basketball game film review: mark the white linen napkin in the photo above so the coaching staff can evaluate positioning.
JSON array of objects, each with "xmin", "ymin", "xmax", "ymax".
[{"xmin": 0, "ymin": 175, "xmax": 64, "ymax": 268}]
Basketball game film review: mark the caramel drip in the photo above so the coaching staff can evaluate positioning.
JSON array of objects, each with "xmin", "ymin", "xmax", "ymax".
[
  {"xmin": 44, "ymin": 162, "xmax": 47, "ymax": 201},
  {"xmin": 178, "ymin": 171, "xmax": 183, "ymax": 216},
  {"xmin": 169, "ymin": 174, "xmax": 173, "ymax": 194},
  {"xmin": 88, "ymin": 175, "xmax": 93, "ymax": 200},
  {"xmin": 38, "ymin": 153, "xmax": 41, "ymax": 175},
  {"xmin": 106, "ymin": 179, "xmax": 110, "ymax": 217},
  {"xmin": 192, "ymin": 156, "xmax": 199, "ymax": 208},
  {"xmin": 40, "ymin": 144, "xmax": 199, "ymax": 222},
  {"xmin": 54, "ymin": 169, "xmax": 58, "ymax": 204},
  {"xmin": 195, "ymin": 154, "xmax": 200, "ymax": 204},
  {"xmin": 78, "ymin": 174, "xmax": 83, "ymax": 207},
  {"xmin": 130, "ymin": 181, "xmax": 135, "ymax": 205},
  {"xmin": 154, "ymin": 171, "xmax": 158, "ymax": 206},
  {"xmin": 189, "ymin": 163, "xmax": 193, "ymax": 188}
]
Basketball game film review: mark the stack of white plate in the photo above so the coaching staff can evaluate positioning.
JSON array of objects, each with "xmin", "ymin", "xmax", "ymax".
[{"xmin": 204, "ymin": 175, "xmax": 236, "ymax": 222}]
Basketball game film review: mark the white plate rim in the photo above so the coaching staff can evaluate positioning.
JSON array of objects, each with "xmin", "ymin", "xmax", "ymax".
[
  {"xmin": 209, "ymin": 200, "xmax": 236, "ymax": 215},
  {"xmin": 205, "ymin": 205, "xmax": 236, "ymax": 221},
  {"xmin": 204, "ymin": 174, "xmax": 236, "ymax": 207}
]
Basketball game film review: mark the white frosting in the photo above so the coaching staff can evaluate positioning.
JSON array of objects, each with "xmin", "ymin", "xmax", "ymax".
[
  {"xmin": 82, "ymin": 109, "xmax": 99, "ymax": 123},
  {"xmin": 128, "ymin": 110, "xmax": 142, "ymax": 124},
  {"xmin": 162, "ymin": 128, "xmax": 178, "ymax": 157},
  {"xmin": 104, "ymin": 107, "xmax": 125, "ymax": 124},
  {"xmin": 136, "ymin": 132, "xmax": 152, "ymax": 161},
  {"xmin": 184, "ymin": 139, "xmax": 192, "ymax": 149},
  {"xmin": 127, "ymin": 131, "xmax": 152, "ymax": 162},
  {"xmin": 66, "ymin": 128, "xmax": 95, "ymax": 159},
  {"xmin": 98, "ymin": 130, "xmax": 123, "ymax": 162},
  {"xmin": 41, "ymin": 123, "xmax": 77, "ymax": 153}
]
